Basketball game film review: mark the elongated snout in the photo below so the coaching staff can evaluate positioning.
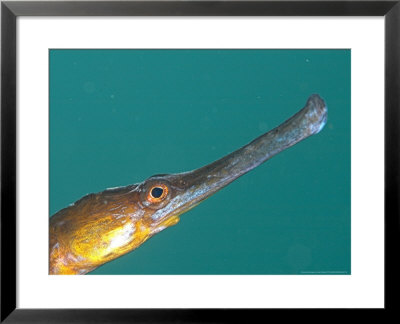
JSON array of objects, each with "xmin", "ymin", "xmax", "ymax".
[{"xmin": 149, "ymin": 94, "xmax": 327, "ymax": 223}]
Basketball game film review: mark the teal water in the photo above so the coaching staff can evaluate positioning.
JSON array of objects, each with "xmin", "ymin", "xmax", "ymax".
[{"xmin": 49, "ymin": 49, "xmax": 350, "ymax": 275}]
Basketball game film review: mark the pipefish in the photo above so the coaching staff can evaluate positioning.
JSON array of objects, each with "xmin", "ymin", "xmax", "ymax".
[{"xmin": 49, "ymin": 94, "xmax": 327, "ymax": 275}]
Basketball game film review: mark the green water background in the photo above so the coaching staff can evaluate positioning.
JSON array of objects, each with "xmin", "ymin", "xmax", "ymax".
[{"xmin": 49, "ymin": 49, "xmax": 350, "ymax": 275}]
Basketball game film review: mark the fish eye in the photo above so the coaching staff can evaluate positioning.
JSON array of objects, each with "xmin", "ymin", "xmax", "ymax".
[
  {"xmin": 147, "ymin": 184, "xmax": 168, "ymax": 203},
  {"xmin": 151, "ymin": 187, "xmax": 163, "ymax": 198}
]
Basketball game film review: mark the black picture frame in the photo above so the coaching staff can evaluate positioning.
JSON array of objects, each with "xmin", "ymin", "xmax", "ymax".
[{"xmin": 1, "ymin": 0, "xmax": 399, "ymax": 322}]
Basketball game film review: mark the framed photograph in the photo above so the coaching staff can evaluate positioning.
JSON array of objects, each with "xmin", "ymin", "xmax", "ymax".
[{"xmin": 1, "ymin": 0, "xmax": 398, "ymax": 321}]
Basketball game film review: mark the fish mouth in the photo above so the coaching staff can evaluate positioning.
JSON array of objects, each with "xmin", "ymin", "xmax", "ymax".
[{"xmin": 152, "ymin": 94, "xmax": 327, "ymax": 223}]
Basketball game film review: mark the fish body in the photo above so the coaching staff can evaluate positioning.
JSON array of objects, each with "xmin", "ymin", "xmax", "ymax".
[{"xmin": 49, "ymin": 94, "xmax": 327, "ymax": 275}]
